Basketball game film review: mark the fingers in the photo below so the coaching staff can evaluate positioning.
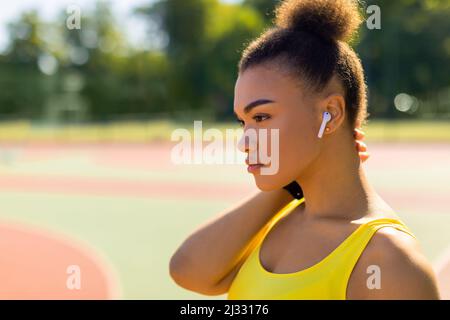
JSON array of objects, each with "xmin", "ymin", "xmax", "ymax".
[
  {"xmin": 355, "ymin": 139, "xmax": 370, "ymax": 163},
  {"xmin": 353, "ymin": 128, "xmax": 365, "ymax": 141},
  {"xmin": 359, "ymin": 151, "xmax": 370, "ymax": 163},
  {"xmin": 355, "ymin": 140, "xmax": 367, "ymax": 153}
]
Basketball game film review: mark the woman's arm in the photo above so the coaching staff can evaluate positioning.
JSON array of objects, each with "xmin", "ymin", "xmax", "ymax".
[
  {"xmin": 169, "ymin": 188, "xmax": 293, "ymax": 295},
  {"xmin": 170, "ymin": 128, "xmax": 370, "ymax": 296}
]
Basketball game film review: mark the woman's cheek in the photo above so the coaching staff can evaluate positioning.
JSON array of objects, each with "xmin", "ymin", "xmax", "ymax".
[{"xmin": 278, "ymin": 120, "xmax": 314, "ymax": 179}]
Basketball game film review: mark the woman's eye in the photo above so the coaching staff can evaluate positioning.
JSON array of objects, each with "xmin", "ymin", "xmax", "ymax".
[
  {"xmin": 236, "ymin": 114, "xmax": 270, "ymax": 127},
  {"xmin": 253, "ymin": 114, "xmax": 271, "ymax": 123}
]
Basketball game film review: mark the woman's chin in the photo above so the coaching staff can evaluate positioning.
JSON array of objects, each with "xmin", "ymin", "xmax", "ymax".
[{"xmin": 253, "ymin": 177, "xmax": 281, "ymax": 192}]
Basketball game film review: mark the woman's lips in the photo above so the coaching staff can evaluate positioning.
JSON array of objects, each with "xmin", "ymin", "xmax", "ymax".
[
  {"xmin": 245, "ymin": 158, "xmax": 269, "ymax": 173},
  {"xmin": 247, "ymin": 163, "xmax": 264, "ymax": 173}
]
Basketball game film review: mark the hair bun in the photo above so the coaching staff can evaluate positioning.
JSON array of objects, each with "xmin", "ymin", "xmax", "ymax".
[{"xmin": 275, "ymin": 0, "xmax": 363, "ymax": 42}]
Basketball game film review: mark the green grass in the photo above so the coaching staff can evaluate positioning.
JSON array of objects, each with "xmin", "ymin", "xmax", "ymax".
[
  {"xmin": 0, "ymin": 119, "xmax": 449, "ymax": 143},
  {"xmin": 363, "ymin": 120, "xmax": 450, "ymax": 142}
]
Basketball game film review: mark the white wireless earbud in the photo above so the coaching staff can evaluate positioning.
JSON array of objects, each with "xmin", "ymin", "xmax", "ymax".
[{"xmin": 317, "ymin": 111, "xmax": 332, "ymax": 138}]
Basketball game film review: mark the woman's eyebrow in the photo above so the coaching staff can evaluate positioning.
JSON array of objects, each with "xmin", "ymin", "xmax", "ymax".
[{"xmin": 235, "ymin": 99, "xmax": 275, "ymax": 116}]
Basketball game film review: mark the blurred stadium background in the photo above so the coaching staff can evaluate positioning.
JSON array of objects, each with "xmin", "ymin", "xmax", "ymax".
[{"xmin": 0, "ymin": 0, "xmax": 449, "ymax": 299}]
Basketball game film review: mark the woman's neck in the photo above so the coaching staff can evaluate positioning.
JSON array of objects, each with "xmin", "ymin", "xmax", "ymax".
[{"xmin": 295, "ymin": 134, "xmax": 378, "ymax": 221}]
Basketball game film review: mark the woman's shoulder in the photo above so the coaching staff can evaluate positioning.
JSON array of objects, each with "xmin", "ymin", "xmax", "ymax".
[{"xmin": 346, "ymin": 217, "xmax": 440, "ymax": 299}]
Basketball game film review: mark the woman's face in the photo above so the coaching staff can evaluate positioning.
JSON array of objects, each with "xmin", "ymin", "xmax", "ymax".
[{"xmin": 234, "ymin": 63, "xmax": 323, "ymax": 191}]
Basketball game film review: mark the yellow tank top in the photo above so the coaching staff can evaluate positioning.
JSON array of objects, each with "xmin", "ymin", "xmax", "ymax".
[{"xmin": 227, "ymin": 198, "xmax": 416, "ymax": 300}]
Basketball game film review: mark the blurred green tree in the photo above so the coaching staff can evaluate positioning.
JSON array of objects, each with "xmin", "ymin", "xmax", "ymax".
[
  {"xmin": 0, "ymin": 0, "xmax": 448, "ymax": 122},
  {"xmin": 0, "ymin": 11, "xmax": 48, "ymax": 117},
  {"xmin": 242, "ymin": 0, "xmax": 280, "ymax": 23},
  {"xmin": 139, "ymin": 0, "xmax": 264, "ymax": 119},
  {"xmin": 359, "ymin": 0, "xmax": 450, "ymax": 119}
]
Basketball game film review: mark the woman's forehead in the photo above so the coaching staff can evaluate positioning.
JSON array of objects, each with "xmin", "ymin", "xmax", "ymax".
[{"xmin": 234, "ymin": 65, "xmax": 301, "ymax": 107}]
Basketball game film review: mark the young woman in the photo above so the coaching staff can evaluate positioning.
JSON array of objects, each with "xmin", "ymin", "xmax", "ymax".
[{"xmin": 169, "ymin": 0, "xmax": 440, "ymax": 299}]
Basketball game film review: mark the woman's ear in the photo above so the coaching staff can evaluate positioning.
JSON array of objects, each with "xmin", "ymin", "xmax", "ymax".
[{"xmin": 320, "ymin": 94, "xmax": 346, "ymax": 135}]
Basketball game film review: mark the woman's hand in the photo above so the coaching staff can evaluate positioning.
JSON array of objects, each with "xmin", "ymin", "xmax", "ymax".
[{"xmin": 354, "ymin": 128, "xmax": 369, "ymax": 162}]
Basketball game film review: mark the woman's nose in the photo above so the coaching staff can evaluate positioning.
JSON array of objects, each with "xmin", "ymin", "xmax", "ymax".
[{"xmin": 237, "ymin": 129, "xmax": 258, "ymax": 153}]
